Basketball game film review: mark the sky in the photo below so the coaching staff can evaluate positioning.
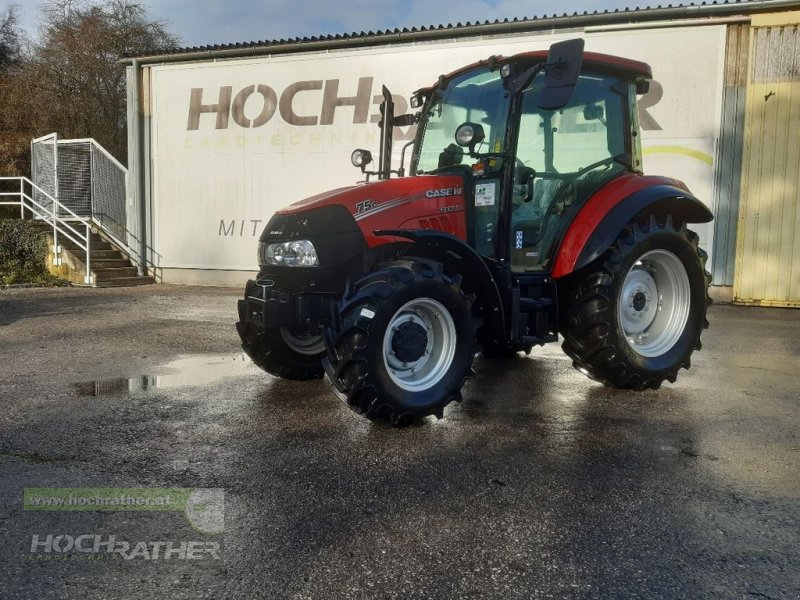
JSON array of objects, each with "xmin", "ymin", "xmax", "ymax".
[{"xmin": 12, "ymin": 0, "xmax": 653, "ymax": 48}]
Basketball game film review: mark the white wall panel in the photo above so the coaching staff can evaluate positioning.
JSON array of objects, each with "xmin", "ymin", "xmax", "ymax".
[{"xmin": 147, "ymin": 26, "xmax": 726, "ymax": 279}]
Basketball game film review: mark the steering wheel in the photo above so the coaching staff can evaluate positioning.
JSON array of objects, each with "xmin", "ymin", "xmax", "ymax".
[
  {"xmin": 574, "ymin": 156, "xmax": 617, "ymax": 177},
  {"xmin": 530, "ymin": 157, "xmax": 617, "ymax": 182}
]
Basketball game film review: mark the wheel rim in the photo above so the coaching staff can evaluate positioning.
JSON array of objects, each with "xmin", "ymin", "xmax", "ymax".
[
  {"xmin": 279, "ymin": 328, "xmax": 325, "ymax": 356},
  {"xmin": 382, "ymin": 298, "xmax": 457, "ymax": 392},
  {"xmin": 618, "ymin": 249, "xmax": 691, "ymax": 358}
]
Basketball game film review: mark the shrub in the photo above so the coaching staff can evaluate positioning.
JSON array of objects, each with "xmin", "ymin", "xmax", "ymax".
[
  {"xmin": 0, "ymin": 206, "xmax": 19, "ymax": 219},
  {"xmin": 0, "ymin": 219, "xmax": 55, "ymax": 284}
]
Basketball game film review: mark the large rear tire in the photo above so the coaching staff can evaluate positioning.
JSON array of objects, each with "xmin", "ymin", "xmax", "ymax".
[
  {"xmin": 237, "ymin": 299, "xmax": 325, "ymax": 380},
  {"xmin": 324, "ymin": 259, "xmax": 476, "ymax": 426},
  {"xmin": 560, "ymin": 215, "xmax": 710, "ymax": 389}
]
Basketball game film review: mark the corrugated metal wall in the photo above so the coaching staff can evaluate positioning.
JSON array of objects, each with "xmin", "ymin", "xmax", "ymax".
[
  {"xmin": 734, "ymin": 17, "xmax": 800, "ymax": 307},
  {"xmin": 712, "ymin": 24, "xmax": 749, "ymax": 287}
]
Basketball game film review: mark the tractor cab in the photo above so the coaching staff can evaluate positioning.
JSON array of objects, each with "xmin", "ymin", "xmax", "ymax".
[{"xmin": 407, "ymin": 40, "xmax": 651, "ymax": 274}]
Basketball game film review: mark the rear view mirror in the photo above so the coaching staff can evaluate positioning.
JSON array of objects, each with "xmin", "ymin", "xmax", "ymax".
[
  {"xmin": 392, "ymin": 114, "xmax": 416, "ymax": 127},
  {"xmin": 583, "ymin": 104, "xmax": 604, "ymax": 122},
  {"xmin": 538, "ymin": 38, "xmax": 585, "ymax": 110}
]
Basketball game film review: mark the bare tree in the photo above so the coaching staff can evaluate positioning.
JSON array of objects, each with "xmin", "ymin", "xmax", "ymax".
[
  {"xmin": 0, "ymin": 4, "xmax": 27, "ymax": 176},
  {"xmin": 28, "ymin": 0, "xmax": 178, "ymax": 160},
  {"xmin": 0, "ymin": 0, "xmax": 178, "ymax": 175},
  {"xmin": 0, "ymin": 4, "xmax": 21, "ymax": 71}
]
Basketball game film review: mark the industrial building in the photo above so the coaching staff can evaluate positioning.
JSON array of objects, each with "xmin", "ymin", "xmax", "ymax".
[{"xmin": 121, "ymin": 0, "xmax": 800, "ymax": 307}]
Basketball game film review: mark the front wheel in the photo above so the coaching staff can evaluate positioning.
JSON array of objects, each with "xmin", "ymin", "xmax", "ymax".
[
  {"xmin": 324, "ymin": 259, "xmax": 476, "ymax": 426},
  {"xmin": 237, "ymin": 294, "xmax": 325, "ymax": 380},
  {"xmin": 560, "ymin": 215, "xmax": 710, "ymax": 389}
]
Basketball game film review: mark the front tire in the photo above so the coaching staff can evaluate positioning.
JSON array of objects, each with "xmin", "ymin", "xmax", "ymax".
[
  {"xmin": 560, "ymin": 215, "xmax": 710, "ymax": 389},
  {"xmin": 324, "ymin": 259, "xmax": 476, "ymax": 426},
  {"xmin": 236, "ymin": 298, "xmax": 325, "ymax": 380}
]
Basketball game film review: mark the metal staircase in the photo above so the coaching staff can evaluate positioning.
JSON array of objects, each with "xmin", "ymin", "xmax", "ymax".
[
  {"xmin": 31, "ymin": 220, "xmax": 153, "ymax": 287},
  {"xmin": 0, "ymin": 133, "xmax": 152, "ymax": 287},
  {"xmin": 0, "ymin": 175, "xmax": 152, "ymax": 287}
]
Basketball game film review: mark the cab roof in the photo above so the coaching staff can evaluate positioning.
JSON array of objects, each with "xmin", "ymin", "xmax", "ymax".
[{"xmin": 419, "ymin": 49, "xmax": 652, "ymax": 95}]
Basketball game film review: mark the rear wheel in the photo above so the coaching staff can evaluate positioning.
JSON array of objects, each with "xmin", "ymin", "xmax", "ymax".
[
  {"xmin": 560, "ymin": 215, "xmax": 710, "ymax": 389},
  {"xmin": 324, "ymin": 259, "xmax": 476, "ymax": 426}
]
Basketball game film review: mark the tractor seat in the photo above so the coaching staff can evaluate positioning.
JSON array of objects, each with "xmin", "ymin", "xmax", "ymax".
[{"xmin": 511, "ymin": 178, "xmax": 575, "ymax": 247}]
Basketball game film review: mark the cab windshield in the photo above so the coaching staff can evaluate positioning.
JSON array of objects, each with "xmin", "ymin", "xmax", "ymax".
[{"xmin": 413, "ymin": 68, "xmax": 509, "ymax": 174}]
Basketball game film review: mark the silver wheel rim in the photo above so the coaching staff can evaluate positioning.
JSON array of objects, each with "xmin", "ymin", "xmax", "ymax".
[
  {"xmin": 382, "ymin": 298, "xmax": 457, "ymax": 392},
  {"xmin": 279, "ymin": 328, "xmax": 325, "ymax": 356},
  {"xmin": 618, "ymin": 249, "xmax": 691, "ymax": 358}
]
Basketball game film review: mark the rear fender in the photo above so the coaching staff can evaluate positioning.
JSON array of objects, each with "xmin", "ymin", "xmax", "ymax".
[
  {"xmin": 552, "ymin": 184, "xmax": 712, "ymax": 278},
  {"xmin": 374, "ymin": 229, "xmax": 506, "ymax": 339}
]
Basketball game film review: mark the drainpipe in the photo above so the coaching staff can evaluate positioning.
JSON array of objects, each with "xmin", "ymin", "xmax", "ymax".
[{"xmin": 131, "ymin": 58, "xmax": 148, "ymax": 276}]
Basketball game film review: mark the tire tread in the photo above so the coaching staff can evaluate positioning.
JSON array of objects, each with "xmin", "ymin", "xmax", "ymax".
[{"xmin": 560, "ymin": 216, "xmax": 711, "ymax": 390}]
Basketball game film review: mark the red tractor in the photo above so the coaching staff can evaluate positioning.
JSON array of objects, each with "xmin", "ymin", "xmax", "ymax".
[{"xmin": 236, "ymin": 39, "xmax": 711, "ymax": 426}]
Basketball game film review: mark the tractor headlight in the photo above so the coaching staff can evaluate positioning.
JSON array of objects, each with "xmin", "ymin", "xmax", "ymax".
[
  {"xmin": 455, "ymin": 122, "xmax": 485, "ymax": 148},
  {"xmin": 259, "ymin": 240, "xmax": 319, "ymax": 267},
  {"xmin": 351, "ymin": 148, "xmax": 372, "ymax": 169}
]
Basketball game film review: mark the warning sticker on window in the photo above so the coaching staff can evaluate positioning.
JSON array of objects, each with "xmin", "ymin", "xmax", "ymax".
[{"xmin": 475, "ymin": 182, "xmax": 496, "ymax": 207}]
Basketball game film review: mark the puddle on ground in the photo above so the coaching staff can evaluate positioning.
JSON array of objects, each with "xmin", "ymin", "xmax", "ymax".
[{"xmin": 73, "ymin": 353, "xmax": 260, "ymax": 396}]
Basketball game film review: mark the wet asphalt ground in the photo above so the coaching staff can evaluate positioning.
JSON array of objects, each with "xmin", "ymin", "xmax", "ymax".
[{"xmin": 0, "ymin": 284, "xmax": 798, "ymax": 599}]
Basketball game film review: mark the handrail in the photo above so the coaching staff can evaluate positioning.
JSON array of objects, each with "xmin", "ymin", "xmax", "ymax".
[
  {"xmin": 60, "ymin": 137, "xmax": 129, "ymax": 173},
  {"xmin": 89, "ymin": 215, "xmax": 136, "ymax": 264},
  {"xmin": 21, "ymin": 192, "xmax": 87, "ymax": 247},
  {"xmin": 31, "ymin": 133, "xmax": 57, "ymax": 144},
  {"xmin": 0, "ymin": 176, "xmax": 93, "ymax": 284},
  {"xmin": 1, "ymin": 176, "xmax": 88, "ymax": 234},
  {"xmin": 26, "ymin": 178, "xmax": 88, "ymax": 223}
]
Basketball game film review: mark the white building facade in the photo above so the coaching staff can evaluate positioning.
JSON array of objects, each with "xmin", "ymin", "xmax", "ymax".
[{"xmin": 126, "ymin": 2, "xmax": 800, "ymax": 306}]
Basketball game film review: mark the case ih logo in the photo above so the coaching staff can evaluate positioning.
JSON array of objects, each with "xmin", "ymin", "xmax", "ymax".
[
  {"xmin": 425, "ymin": 187, "xmax": 463, "ymax": 199},
  {"xmin": 187, "ymin": 77, "xmax": 414, "ymax": 136}
]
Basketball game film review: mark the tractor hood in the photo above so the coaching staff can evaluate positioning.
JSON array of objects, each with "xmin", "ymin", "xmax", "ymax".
[
  {"xmin": 264, "ymin": 174, "xmax": 467, "ymax": 249},
  {"xmin": 276, "ymin": 174, "xmax": 465, "ymax": 219}
]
